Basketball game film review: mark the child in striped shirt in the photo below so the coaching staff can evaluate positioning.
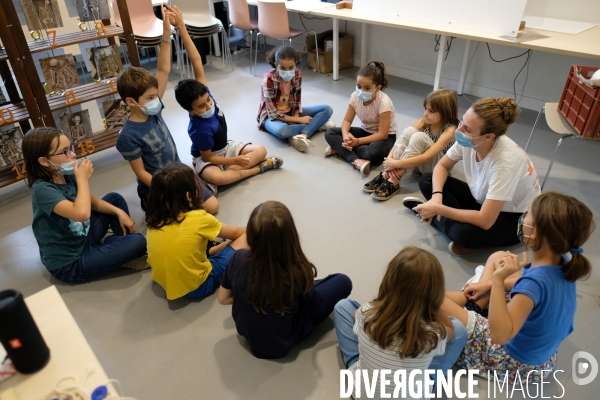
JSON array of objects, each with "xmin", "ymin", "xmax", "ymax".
[{"xmin": 334, "ymin": 246, "xmax": 468, "ymax": 399}]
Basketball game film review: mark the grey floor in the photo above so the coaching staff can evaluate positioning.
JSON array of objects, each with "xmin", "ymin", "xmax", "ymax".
[{"xmin": 1, "ymin": 53, "xmax": 599, "ymax": 399}]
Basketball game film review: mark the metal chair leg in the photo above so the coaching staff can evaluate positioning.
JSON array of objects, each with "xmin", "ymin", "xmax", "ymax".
[
  {"xmin": 525, "ymin": 106, "xmax": 545, "ymax": 151},
  {"xmin": 541, "ymin": 134, "xmax": 574, "ymax": 190},
  {"xmin": 255, "ymin": 32, "xmax": 261, "ymax": 75},
  {"xmin": 249, "ymin": 30, "xmax": 253, "ymax": 75},
  {"xmin": 311, "ymin": 31, "xmax": 319, "ymax": 72}
]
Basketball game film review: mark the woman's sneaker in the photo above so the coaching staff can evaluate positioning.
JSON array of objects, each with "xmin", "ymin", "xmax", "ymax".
[
  {"xmin": 371, "ymin": 181, "xmax": 399, "ymax": 201},
  {"xmin": 324, "ymin": 145, "xmax": 337, "ymax": 157},
  {"xmin": 319, "ymin": 120, "xmax": 336, "ymax": 131},
  {"xmin": 402, "ymin": 196, "xmax": 424, "ymax": 214},
  {"xmin": 288, "ymin": 135, "xmax": 313, "ymax": 152},
  {"xmin": 363, "ymin": 172, "xmax": 385, "ymax": 193},
  {"xmin": 352, "ymin": 159, "xmax": 371, "ymax": 176},
  {"xmin": 448, "ymin": 241, "xmax": 475, "ymax": 256},
  {"xmin": 259, "ymin": 156, "xmax": 284, "ymax": 173}
]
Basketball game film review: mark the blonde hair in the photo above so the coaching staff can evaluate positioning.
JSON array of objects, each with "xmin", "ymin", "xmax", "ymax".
[
  {"xmin": 424, "ymin": 89, "xmax": 459, "ymax": 128},
  {"xmin": 363, "ymin": 246, "xmax": 447, "ymax": 359},
  {"xmin": 471, "ymin": 97, "xmax": 520, "ymax": 137},
  {"xmin": 116, "ymin": 66, "xmax": 158, "ymax": 102}
]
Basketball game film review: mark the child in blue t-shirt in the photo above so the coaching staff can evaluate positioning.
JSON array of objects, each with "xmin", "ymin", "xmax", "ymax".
[
  {"xmin": 22, "ymin": 128, "xmax": 148, "ymax": 284},
  {"xmin": 441, "ymin": 192, "xmax": 594, "ymax": 385},
  {"xmin": 115, "ymin": 4, "xmax": 217, "ymax": 213},
  {"xmin": 173, "ymin": 12, "xmax": 282, "ymax": 195}
]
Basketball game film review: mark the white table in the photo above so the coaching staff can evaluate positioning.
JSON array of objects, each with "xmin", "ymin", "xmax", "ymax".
[
  {"xmin": 310, "ymin": 6, "xmax": 600, "ymax": 91},
  {"xmin": 245, "ymin": 0, "xmax": 333, "ymax": 13},
  {"xmin": 0, "ymin": 287, "xmax": 111, "ymax": 400}
]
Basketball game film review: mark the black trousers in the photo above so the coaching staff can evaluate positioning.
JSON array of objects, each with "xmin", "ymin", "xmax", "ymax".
[{"xmin": 418, "ymin": 173, "xmax": 522, "ymax": 249}]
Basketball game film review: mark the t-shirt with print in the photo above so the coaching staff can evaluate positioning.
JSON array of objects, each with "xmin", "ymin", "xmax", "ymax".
[
  {"xmin": 188, "ymin": 88, "xmax": 228, "ymax": 157},
  {"xmin": 349, "ymin": 91, "xmax": 398, "ymax": 135},
  {"xmin": 147, "ymin": 209, "xmax": 222, "ymax": 300},
  {"xmin": 221, "ymin": 249, "xmax": 315, "ymax": 359},
  {"xmin": 276, "ymin": 79, "xmax": 292, "ymax": 114},
  {"xmin": 31, "ymin": 175, "xmax": 90, "ymax": 271},
  {"xmin": 445, "ymin": 135, "xmax": 541, "ymax": 213},
  {"xmin": 503, "ymin": 264, "xmax": 576, "ymax": 365},
  {"xmin": 348, "ymin": 302, "xmax": 447, "ymax": 400},
  {"xmin": 116, "ymin": 103, "xmax": 180, "ymax": 188}
]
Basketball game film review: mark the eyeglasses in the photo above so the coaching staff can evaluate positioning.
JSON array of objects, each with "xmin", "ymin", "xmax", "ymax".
[
  {"xmin": 51, "ymin": 145, "xmax": 75, "ymax": 158},
  {"xmin": 516, "ymin": 211, "xmax": 535, "ymax": 236}
]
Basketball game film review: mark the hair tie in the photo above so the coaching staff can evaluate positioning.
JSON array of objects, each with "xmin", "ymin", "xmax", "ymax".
[
  {"xmin": 570, "ymin": 248, "xmax": 583, "ymax": 255},
  {"xmin": 369, "ymin": 62, "xmax": 376, "ymax": 67}
]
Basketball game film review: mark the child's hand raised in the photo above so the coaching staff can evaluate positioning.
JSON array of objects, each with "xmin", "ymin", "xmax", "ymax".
[
  {"xmin": 163, "ymin": 4, "xmax": 184, "ymax": 29},
  {"xmin": 493, "ymin": 252, "xmax": 528, "ymax": 282},
  {"xmin": 74, "ymin": 158, "xmax": 94, "ymax": 181}
]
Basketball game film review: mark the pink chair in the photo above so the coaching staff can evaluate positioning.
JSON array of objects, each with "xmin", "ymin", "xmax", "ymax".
[
  {"xmin": 111, "ymin": 0, "xmax": 181, "ymax": 76},
  {"xmin": 228, "ymin": 0, "xmax": 258, "ymax": 74},
  {"xmin": 255, "ymin": 1, "xmax": 319, "ymax": 74}
]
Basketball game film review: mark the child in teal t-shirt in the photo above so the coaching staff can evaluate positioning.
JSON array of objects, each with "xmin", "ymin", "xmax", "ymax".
[{"xmin": 24, "ymin": 128, "xmax": 148, "ymax": 283}]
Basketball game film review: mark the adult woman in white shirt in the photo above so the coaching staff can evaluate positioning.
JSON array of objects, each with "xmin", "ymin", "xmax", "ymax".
[{"xmin": 403, "ymin": 98, "xmax": 541, "ymax": 256}]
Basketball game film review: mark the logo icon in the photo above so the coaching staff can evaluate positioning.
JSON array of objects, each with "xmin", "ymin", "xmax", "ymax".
[{"xmin": 572, "ymin": 351, "xmax": 598, "ymax": 385}]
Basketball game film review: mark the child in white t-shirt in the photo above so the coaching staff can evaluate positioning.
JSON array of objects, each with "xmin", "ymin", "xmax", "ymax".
[
  {"xmin": 324, "ymin": 61, "xmax": 398, "ymax": 176},
  {"xmin": 334, "ymin": 246, "xmax": 467, "ymax": 399}
]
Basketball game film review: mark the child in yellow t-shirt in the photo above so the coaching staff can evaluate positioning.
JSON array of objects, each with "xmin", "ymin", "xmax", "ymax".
[{"xmin": 145, "ymin": 163, "xmax": 247, "ymax": 300}]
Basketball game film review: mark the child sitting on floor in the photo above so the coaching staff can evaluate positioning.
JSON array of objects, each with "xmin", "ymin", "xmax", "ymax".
[
  {"xmin": 364, "ymin": 89, "xmax": 458, "ymax": 201},
  {"xmin": 324, "ymin": 61, "xmax": 398, "ymax": 176},
  {"xmin": 146, "ymin": 163, "xmax": 247, "ymax": 300},
  {"xmin": 257, "ymin": 46, "xmax": 334, "ymax": 152},
  {"xmin": 441, "ymin": 192, "xmax": 594, "ymax": 384},
  {"xmin": 218, "ymin": 201, "xmax": 352, "ymax": 359},
  {"xmin": 174, "ymin": 12, "xmax": 282, "ymax": 195},
  {"xmin": 116, "ymin": 4, "xmax": 218, "ymax": 213}
]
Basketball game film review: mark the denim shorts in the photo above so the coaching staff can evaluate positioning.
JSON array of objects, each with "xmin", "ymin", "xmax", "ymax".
[{"xmin": 185, "ymin": 245, "xmax": 235, "ymax": 299}]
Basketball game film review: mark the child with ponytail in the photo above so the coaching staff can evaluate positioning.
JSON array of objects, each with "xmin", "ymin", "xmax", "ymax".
[{"xmin": 442, "ymin": 192, "xmax": 595, "ymax": 384}]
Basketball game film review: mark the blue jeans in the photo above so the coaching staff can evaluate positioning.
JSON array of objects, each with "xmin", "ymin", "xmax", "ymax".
[
  {"xmin": 325, "ymin": 127, "xmax": 395, "ymax": 165},
  {"xmin": 186, "ymin": 245, "xmax": 235, "ymax": 299},
  {"xmin": 263, "ymin": 104, "xmax": 333, "ymax": 139},
  {"xmin": 334, "ymin": 299, "xmax": 468, "ymax": 372},
  {"xmin": 50, "ymin": 193, "xmax": 147, "ymax": 284}
]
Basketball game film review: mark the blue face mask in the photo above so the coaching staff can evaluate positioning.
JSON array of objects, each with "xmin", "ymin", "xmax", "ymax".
[
  {"xmin": 455, "ymin": 130, "xmax": 485, "ymax": 148},
  {"xmin": 278, "ymin": 68, "xmax": 295, "ymax": 82},
  {"xmin": 355, "ymin": 88, "xmax": 374, "ymax": 102},
  {"xmin": 196, "ymin": 102, "xmax": 215, "ymax": 119},
  {"xmin": 49, "ymin": 160, "xmax": 75, "ymax": 175},
  {"xmin": 138, "ymin": 97, "xmax": 162, "ymax": 116}
]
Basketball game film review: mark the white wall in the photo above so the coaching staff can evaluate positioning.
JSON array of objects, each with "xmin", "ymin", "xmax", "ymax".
[{"xmin": 272, "ymin": 3, "xmax": 599, "ymax": 111}]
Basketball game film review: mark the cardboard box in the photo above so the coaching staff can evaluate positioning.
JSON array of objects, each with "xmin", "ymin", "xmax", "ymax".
[{"xmin": 306, "ymin": 30, "xmax": 354, "ymax": 74}]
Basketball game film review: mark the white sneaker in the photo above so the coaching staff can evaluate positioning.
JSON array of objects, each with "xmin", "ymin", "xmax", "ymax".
[
  {"xmin": 319, "ymin": 120, "xmax": 335, "ymax": 131},
  {"xmin": 288, "ymin": 134, "xmax": 313, "ymax": 152},
  {"xmin": 352, "ymin": 159, "xmax": 371, "ymax": 176},
  {"xmin": 323, "ymin": 145, "xmax": 337, "ymax": 157}
]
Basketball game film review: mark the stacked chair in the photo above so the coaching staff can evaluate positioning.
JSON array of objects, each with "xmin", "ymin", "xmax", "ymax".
[
  {"xmin": 110, "ymin": 0, "xmax": 184, "ymax": 78},
  {"xmin": 172, "ymin": 0, "xmax": 234, "ymax": 77}
]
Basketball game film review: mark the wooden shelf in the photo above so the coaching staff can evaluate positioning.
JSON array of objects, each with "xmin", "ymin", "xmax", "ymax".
[
  {"xmin": 0, "ymin": 100, "xmax": 30, "ymax": 126},
  {"xmin": 0, "ymin": 26, "xmax": 124, "ymax": 61},
  {"xmin": 0, "ymin": 126, "xmax": 121, "ymax": 189},
  {"xmin": 47, "ymin": 79, "xmax": 118, "ymax": 112}
]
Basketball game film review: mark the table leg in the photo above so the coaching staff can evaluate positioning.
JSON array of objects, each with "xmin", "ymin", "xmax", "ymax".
[
  {"xmin": 333, "ymin": 18, "xmax": 339, "ymax": 81},
  {"xmin": 361, "ymin": 23, "xmax": 367, "ymax": 67},
  {"xmin": 433, "ymin": 34, "xmax": 446, "ymax": 90},
  {"xmin": 458, "ymin": 39, "xmax": 472, "ymax": 95}
]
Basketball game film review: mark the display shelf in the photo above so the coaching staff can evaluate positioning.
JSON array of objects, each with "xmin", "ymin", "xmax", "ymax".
[{"xmin": 46, "ymin": 79, "xmax": 118, "ymax": 112}]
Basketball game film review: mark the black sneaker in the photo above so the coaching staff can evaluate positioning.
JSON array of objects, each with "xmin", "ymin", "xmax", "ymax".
[
  {"xmin": 402, "ymin": 196, "xmax": 424, "ymax": 214},
  {"xmin": 371, "ymin": 180, "xmax": 399, "ymax": 201},
  {"xmin": 362, "ymin": 172, "xmax": 385, "ymax": 193}
]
